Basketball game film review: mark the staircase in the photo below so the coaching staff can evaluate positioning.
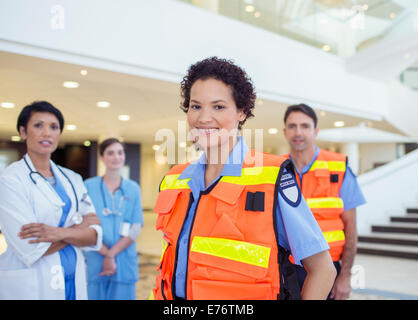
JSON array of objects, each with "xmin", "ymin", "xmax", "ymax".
[{"xmin": 357, "ymin": 208, "xmax": 418, "ymax": 260}]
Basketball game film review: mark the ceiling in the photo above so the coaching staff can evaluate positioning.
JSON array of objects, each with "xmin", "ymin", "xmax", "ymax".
[
  {"xmin": 181, "ymin": 0, "xmax": 416, "ymax": 57},
  {"xmin": 0, "ymin": 51, "xmax": 406, "ymax": 155}
]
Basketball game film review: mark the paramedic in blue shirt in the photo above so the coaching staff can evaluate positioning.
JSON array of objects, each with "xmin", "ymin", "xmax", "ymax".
[
  {"xmin": 84, "ymin": 138, "xmax": 144, "ymax": 300},
  {"xmin": 166, "ymin": 57, "xmax": 336, "ymax": 300},
  {"xmin": 282, "ymin": 103, "xmax": 366, "ymax": 300}
]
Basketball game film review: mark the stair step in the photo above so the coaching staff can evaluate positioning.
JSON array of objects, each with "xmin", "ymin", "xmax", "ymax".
[
  {"xmin": 357, "ymin": 243, "xmax": 418, "ymax": 260},
  {"xmin": 391, "ymin": 215, "xmax": 418, "ymax": 223},
  {"xmin": 358, "ymin": 233, "xmax": 418, "ymax": 246},
  {"xmin": 372, "ymin": 222, "xmax": 418, "ymax": 235},
  {"xmin": 407, "ymin": 208, "xmax": 418, "ymax": 214}
]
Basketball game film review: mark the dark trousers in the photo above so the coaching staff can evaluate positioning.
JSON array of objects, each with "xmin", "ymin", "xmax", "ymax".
[{"xmin": 295, "ymin": 261, "xmax": 341, "ymax": 300}]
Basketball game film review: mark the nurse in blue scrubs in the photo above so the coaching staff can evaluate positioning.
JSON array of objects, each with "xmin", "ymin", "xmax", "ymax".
[{"xmin": 84, "ymin": 138, "xmax": 144, "ymax": 300}]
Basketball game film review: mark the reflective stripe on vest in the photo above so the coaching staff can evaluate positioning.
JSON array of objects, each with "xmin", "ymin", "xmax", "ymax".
[
  {"xmin": 160, "ymin": 174, "xmax": 190, "ymax": 191},
  {"xmin": 190, "ymin": 236, "xmax": 271, "ymax": 269},
  {"xmin": 306, "ymin": 197, "xmax": 344, "ymax": 209},
  {"xmin": 323, "ymin": 230, "xmax": 345, "ymax": 243},
  {"xmin": 309, "ymin": 160, "xmax": 346, "ymax": 172},
  {"xmin": 161, "ymin": 166, "xmax": 281, "ymax": 191}
]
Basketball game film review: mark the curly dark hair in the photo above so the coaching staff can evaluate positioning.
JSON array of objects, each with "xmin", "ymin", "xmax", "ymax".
[{"xmin": 180, "ymin": 57, "xmax": 256, "ymax": 129}]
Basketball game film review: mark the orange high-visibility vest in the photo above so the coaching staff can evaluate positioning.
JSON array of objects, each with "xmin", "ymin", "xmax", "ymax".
[
  {"xmin": 284, "ymin": 149, "xmax": 347, "ymax": 261},
  {"xmin": 152, "ymin": 150, "xmax": 296, "ymax": 300}
]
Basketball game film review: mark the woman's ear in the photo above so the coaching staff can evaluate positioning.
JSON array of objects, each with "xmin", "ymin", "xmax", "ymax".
[
  {"xmin": 238, "ymin": 109, "xmax": 247, "ymax": 122},
  {"xmin": 18, "ymin": 126, "xmax": 27, "ymax": 141}
]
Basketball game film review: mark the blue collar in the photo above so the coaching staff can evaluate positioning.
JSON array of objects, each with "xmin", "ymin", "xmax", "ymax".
[
  {"xmin": 178, "ymin": 136, "xmax": 249, "ymax": 180},
  {"xmin": 290, "ymin": 146, "xmax": 320, "ymax": 176}
]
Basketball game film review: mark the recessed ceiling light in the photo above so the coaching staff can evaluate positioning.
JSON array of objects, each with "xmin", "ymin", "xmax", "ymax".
[
  {"xmin": 83, "ymin": 140, "xmax": 91, "ymax": 147},
  {"xmin": 320, "ymin": 111, "xmax": 326, "ymax": 117},
  {"xmin": 80, "ymin": 69, "xmax": 88, "ymax": 76},
  {"xmin": 390, "ymin": 12, "xmax": 396, "ymax": 19},
  {"xmin": 11, "ymin": 136, "xmax": 21, "ymax": 142},
  {"xmin": 245, "ymin": 5, "xmax": 255, "ymax": 12},
  {"xmin": 66, "ymin": 124, "xmax": 77, "ymax": 130},
  {"xmin": 96, "ymin": 101, "xmax": 110, "ymax": 108},
  {"xmin": 268, "ymin": 128, "xmax": 278, "ymax": 134},
  {"xmin": 152, "ymin": 144, "xmax": 160, "ymax": 151},
  {"xmin": 1, "ymin": 102, "xmax": 15, "ymax": 109},
  {"xmin": 62, "ymin": 81, "xmax": 79, "ymax": 88},
  {"xmin": 254, "ymin": 11, "xmax": 261, "ymax": 18},
  {"xmin": 118, "ymin": 115, "xmax": 130, "ymax": 121},
  {"xmin": 322, "ymin": 44, "xmax": 332, "ymax": 52},
  {"xmin": 362, "ymin": 4, "xmax": 368, "ymax": 11},
  {"xmin": 334, "ymin": 121, "xmax": 345, "ymax": 127}
]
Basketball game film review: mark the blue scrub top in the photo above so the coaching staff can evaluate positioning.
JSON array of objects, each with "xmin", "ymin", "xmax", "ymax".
[
  {"xmin": 289, "ymin": 146, "xmax": 366, "ymax": 211},
  {"xmin": 174, "ymin": 137, "xmax": 329, "ymax": 299},
  {"xmin": 83, "ymin": 177, "xmax": 143, "ymax": 283},
  {"xmin": 49, "ymin": 167, "xmax": 77, "ymax": 300}
]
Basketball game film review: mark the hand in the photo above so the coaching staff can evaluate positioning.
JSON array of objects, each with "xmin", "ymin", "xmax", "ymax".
[
  {"xmin": 99, "ymin": 256, "xmax": 117, "ymax": 276},
  {"xmin": 18, "ymin": 223, "xmax": 64, "ymax": 244},
  {"xmin": 330, "ymin": 273, "xmax": 351, "ymax": 300}
]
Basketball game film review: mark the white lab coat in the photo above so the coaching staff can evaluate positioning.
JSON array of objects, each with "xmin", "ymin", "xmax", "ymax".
[{"xmin": 0, "ymin": 154, "xmax": 102, "ymax": 300}]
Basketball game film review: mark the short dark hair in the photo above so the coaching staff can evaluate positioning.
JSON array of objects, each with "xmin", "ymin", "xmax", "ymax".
[
  {"xmin": 180, "ymin": 56, "xmax": 256, "ymax": 130},
  {"xmin": 99, "ymin": 138, "xmax": 124, "ymax": 156},
  {"xmin": 17, "ymin": 101, "xmax": 65, "ymax": 133},
  {"xmin": 284, "ymin": 103, "xmax": 318, "ymax": 128}
]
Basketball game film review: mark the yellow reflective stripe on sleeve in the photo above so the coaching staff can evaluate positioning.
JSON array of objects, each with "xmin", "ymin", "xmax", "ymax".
[
  {"xmin": 221, "ymin": 166, "xmax": 280, "ymax": 186},
  {"xmin": 309, "ymin": 161, "xmax": 346, "ymax": 172},
  {"xmin": 160, "ymin": 174, "xmax": 191, "ymax": 191},
  {"xmin": 190, "ymin": 236, "xmax": 271, "ymax": 269},
  {"xmin": 323, "ymin": 230, "xmax": 345, "ymax": 243},
  {"xmin": 306, "ymin": 197, "xmax": 344, "ymax": 209}
]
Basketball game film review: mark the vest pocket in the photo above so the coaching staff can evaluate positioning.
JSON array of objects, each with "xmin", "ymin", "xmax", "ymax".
[
  {"xmin": 312, "ymin": 170, "xmax": 331, "ymax": 197},
  {"xmin": 154, "ymin": 189, "xmax": 182, "ymax": 231},
  {"xmin": 192, "ymin": 280, "xmax": 272, "ymax": 300}
]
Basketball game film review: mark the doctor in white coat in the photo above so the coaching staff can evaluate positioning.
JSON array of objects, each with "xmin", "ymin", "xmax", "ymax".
[{"xmin": 0, "ymin": 101, "xmax": 103, "ymax": 300}]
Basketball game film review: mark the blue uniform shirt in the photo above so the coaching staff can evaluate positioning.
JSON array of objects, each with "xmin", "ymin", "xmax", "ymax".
[
  {"xmin": 174, "ymin": 137, "xmax": 329, "ymax": 298},
  {"xmin": 83, "ymin": 177, "xmax": 143, "ymax": 283},
  {"xmin": 50, "ymin": 167, "xmax": 77, "ymax": 300},
  {"xmin": 289, "ymin": 146, "xmax": 366, "ymax": 210}
]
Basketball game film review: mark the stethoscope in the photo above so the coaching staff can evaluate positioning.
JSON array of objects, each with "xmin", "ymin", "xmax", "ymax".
[
  {"xmin": 24, "ymin": 155, "xmax": 87, "ymax": 224},
  {"xmin": 100, "ymin": 177, "xmax": 129, "ymax": 216}
]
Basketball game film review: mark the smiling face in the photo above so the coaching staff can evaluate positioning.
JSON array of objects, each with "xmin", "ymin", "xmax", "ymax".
[
  {"xmin": 187, "ymin": 78, "xmax": 246, "ymax": 153},
  {"xmin": 19, "ymin": 112, "xmax": 61, "ymax": 157},
  {"xmin": 100, "ymin": 142, "xmax": 125, "ymax": 171},
  {"xmin": 283, "ymin": 111, "xmax": 319, "ymax": 152}
]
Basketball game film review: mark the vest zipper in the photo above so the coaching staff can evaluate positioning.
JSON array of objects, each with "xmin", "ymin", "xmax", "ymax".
[
  {"xmin": 171, "ymin": 192, "xmax": 194, "ymax": 299},
  {"xmin": 161, "ymin": 278, "xmax": 167, "ymax": 300},
  {"xmin": 182, "ymin": 177, "xmax": 221, "ymax": 300},
  {"xmin": 183, "ymin": 192, "xmax": 203, "ymax": 299}
]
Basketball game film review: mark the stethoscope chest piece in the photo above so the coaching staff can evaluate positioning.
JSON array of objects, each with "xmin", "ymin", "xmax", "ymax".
[{"xmin": 102, "ymin": 208, "xmax": 112, "ymax": 216}]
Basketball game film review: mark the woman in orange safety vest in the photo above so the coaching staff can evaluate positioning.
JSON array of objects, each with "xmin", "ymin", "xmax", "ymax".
[{"xmin": 151, "ymin": 57, "xmax": 336, "ymax": 300}]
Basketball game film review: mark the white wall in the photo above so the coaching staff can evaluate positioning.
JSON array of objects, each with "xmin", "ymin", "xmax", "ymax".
[
  {"xmin": 140, "ymin": 148, "xmax": 169, "ymax": 211},
  {"xmin": 0, "ymin": 0, "xmax": 387, "ymax": 120},
  {"xmin": 386, "ymin": 82, "xmax": 418, "ymax": 140},
  {"xmin": 359, "ymin": 143, "xmax": 398, "ymax": 173},
  {"xmin": 357, "ymin": 149, "xmax": 418, "ymax": 234}
]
